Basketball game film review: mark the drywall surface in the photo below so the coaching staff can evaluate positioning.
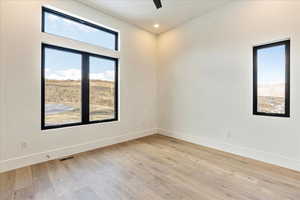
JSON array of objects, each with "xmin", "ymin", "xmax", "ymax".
[
  {"xmin": 0, "ymin": 0, "xmax": 4, "ymax": 163},
  {"xmin": 0, "ymin": 0, "xmax": 158, "ymax": 172},
  {"xmin": 158, "ymin": 0, "xmax": 300, "ymax": 171},
  {"xmin": 2, "ymin": 0, "xmax": 300, "ymax": 173}
]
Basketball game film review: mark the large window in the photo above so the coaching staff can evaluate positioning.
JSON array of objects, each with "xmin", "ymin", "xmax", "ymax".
[
  {"xmin": 253, "ymin": 40, "xmax": 290, "ymax": 117},
  {"xmin": 42, "ymin": 7, "xmax": 118, "ymax": 50},
  {"xmin": 42, "ymin": 44, "xmax": 118, "ymax": 130}
]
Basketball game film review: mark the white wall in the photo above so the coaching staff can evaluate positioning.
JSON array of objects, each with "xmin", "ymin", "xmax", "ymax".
[
  {"xmin": 0, "ymin": 0, "xmax": 4, "ymax": 163},
  {"xmin": 158, "ymin": 0, "xmax": 300, "ymax": 171},
  {"xmin": 2, "ymin": 0, "xmax": 300, "ymax": 173},
  {"xmin": 0, "ymin": 0, "xmax": 158, "ymax": 172}
]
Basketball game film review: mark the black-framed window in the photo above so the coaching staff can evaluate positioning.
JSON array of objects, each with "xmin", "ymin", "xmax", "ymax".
[
  {"xmin": 42, "ymin": 44, "xmax": 118, "ymax": 130},
  {"xmin": 253, "ymin": 40, "xmax": 290, "ymax": 117},
  {"xmin": 42, "ymin": 7, "xmax": 119, "ymax": 51}
]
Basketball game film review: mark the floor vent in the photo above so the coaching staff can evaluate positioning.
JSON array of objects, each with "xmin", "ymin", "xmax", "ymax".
[{"xmin": 59, "ymin": 156, "xmax": 74, "ymax": 161}]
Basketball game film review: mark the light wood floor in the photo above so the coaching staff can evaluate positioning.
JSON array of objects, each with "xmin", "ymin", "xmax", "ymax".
[{"xmin": 1, "ymin": 134, "xmax": 300, "ymax": 200}]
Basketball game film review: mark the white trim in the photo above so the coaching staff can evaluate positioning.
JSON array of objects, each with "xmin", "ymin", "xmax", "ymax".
[
  {"xmin": 41, "ymin": 33, "xmax": 119, "ymax": 59},
  {"xmin": 253, "ymin": 37, "xmax": 291, "ymax": 47},
  {"xmin": 158, "ymin": 128, "xmax": 300, "ymax": 172},
  {"xmin": 0, "ymin": 129, "xmax": 157, "ymax": 173}
]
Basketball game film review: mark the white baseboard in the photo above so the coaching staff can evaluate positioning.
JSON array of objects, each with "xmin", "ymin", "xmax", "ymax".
[
  {"xmin": 158, "ymin": 128, "xmax": 300, "ymax": 172},
  {"xmin": 0, "ymin": 129, "xmax": 157, "ymax": 173}
]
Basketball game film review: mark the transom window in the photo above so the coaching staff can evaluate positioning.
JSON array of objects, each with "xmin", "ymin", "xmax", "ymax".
[
  {"xmin": 41, "ymin": 7, "xmax": 119, "ymax": 130},
  {"xmin": 42, "ymin": 7, "xmax": 118, "ymax": 50}
]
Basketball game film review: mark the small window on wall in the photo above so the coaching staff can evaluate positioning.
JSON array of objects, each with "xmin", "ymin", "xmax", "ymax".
[
  {"xmin": 253, "ymin": 40, "xmax": 290, "ymax": 117},
  {"xmin": 42, "ymin": 44, "xmax": 118, "ymax": 130},
  {"xmin": 42, "ymin": 7, "xmax": 118, "ymax": 50}
]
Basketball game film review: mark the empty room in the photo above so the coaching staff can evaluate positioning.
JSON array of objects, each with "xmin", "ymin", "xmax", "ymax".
[{"xmin": 1, "ymin": 0, "xmax": 300, "ymax": 199}]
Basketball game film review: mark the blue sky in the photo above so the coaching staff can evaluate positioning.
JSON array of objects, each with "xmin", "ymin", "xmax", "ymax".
[
  {"xmin": 257, "ymin": 45, "xmax": 286, "ymax": 85},
  {"xmin": 45, "ymin": 48, "xmax": 115, "ymax": 81},
  {"xmin": 44, "ymin": 13, "xmax": 115, "ymax": 82},
  {"xmin": 45, "ymin": 12, "xmax": 115, "ymax": 50},
  {"xmin": 90, "ymin": 56, "xmax": 115, "ymax": 81}
]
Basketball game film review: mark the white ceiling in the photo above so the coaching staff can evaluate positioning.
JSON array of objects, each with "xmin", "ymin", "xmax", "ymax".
[{"xmin": 77, "ymin": 0, "xmax": 233, "ymax": 34}]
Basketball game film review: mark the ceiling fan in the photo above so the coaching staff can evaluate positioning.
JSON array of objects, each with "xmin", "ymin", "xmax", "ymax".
[{"xmin": 153, "ymin": 0, "xmax": 162, "ymax": 9}]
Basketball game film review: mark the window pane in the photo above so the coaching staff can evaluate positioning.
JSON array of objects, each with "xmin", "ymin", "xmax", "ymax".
[
  {"xmin": 44, "ymin": 10, "xmax": 117, "ymax": 50},
  {"xmin": 89, "ymin": 56, "xmax": 116, "ymax": 121},
  {"xmin": 257, "ymin": 45, "xmax": 286, "ymax": 114},
  {"xmin": 44, "ymin": 47, "xmax": 82, "ymax": 126}
]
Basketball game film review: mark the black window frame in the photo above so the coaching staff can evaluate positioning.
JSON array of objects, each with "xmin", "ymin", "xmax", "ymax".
[
  {"xmin": 42, "ymin": 7, "xmax": 119, "ymax": 51},
  {"xmin": 41, "ymin": 43, "xmax": 119, "ymax": 130},
  {"xmin": 253, "ymin": 40, "xmax": 290, "ymax": 118}
]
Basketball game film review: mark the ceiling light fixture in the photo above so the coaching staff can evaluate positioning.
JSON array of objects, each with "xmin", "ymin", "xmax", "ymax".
[{"xmin": 154, "ymin": 24, "xmax": 160, "ymax": 28}]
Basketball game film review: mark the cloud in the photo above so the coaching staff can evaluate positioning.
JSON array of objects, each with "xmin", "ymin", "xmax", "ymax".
[
  {"xmin": 62, "ymin": 18, "xmax": 97, "ymax": 33},
  {"xmin": 47, "ymin": 13, "xmax": 96, "ymax": 33},
  {"xmin": 90, "ymin": 70, "xmax": 115, "ymax": 81},
  {"xmin": 46, "ymin": 69, "xmax": 114, "ymax": 81},
  {"xmin": 46, "ymin": 69, "xmax": 81, "ymax": 80},
  {"xmin": 48, "ymin": 14, "xmax": 60, "ymax": 22}
]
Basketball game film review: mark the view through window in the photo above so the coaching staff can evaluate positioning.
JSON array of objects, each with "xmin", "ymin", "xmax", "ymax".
[
  {"xmin": 42, "ymin": 45, "xmax": 118, "ymax": 129},
  {"xmin": 253, "ymin": 40, "xmax": 290, "ymax": 117},
  {"xmin": 42, "ymin": 7, "xmax": 119, "ymax": 129},
  {"xmin": 89, "ymin": 56, "xmax": 116, "ymax": 121},
  {"xmin": 44, "ymin": 48, "xmax": 82, "ymax": 126},
  {"xmin": 43, "ymin": 7, "xmax": 118, "ymax": 50}
]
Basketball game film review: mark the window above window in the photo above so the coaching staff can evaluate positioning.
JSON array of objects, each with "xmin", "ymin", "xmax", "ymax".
[{"xmin": 42, "ymin": 7, "xmax": 119, "ymax": 51}]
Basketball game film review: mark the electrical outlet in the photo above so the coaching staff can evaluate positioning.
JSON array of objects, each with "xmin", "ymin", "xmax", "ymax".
[
  {"xmin": 226, "ymin": 131, "xmax": 231, "ymax": 139},
  {"xmin": 20, "ymin": 141, "xmax": 28, "ymax": 150}
]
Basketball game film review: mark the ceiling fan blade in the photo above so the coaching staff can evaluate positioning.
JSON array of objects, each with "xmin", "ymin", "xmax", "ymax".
[{"xmin": 153, "ymin": 0, "xmax": 162, "ymax": 9}]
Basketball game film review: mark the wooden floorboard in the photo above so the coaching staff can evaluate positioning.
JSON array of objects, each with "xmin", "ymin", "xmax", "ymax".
[{"xmin": 1, "ymin": 134, "xmax": 300, "ymax": 200}]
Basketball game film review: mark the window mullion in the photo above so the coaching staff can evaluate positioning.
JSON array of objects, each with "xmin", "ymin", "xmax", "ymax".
[{"xmin": 82, "ymin": 53, "xmax": 90, "ymax": 123}]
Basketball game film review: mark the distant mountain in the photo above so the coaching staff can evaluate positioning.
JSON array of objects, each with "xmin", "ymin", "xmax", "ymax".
[{"xmin": 258, "ymin": 83, "xmax": 285, "ymax": 97}]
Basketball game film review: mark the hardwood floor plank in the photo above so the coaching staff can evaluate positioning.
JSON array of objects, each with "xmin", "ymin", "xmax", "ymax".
[
  {"xmin": 0, "ymin": 170, "xmax": 16, "ymax": 200},
  {"xmin": 73, "ymin": 187, "xmax": 100, "ymax": 200},
  {"xmin": 47, "ymin": 159, "xmax": 82, "ymax": 198},
  {"xmin": 15, "ymin": 167, "xmax": 33, "ymax": 190},
  {"xmin": 0, "ymin": 134, "xmax": 299, "ymax": 200},
  {"xmin": 31, "ymin": 163, "xmax": 59, "ymax": 200}
]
